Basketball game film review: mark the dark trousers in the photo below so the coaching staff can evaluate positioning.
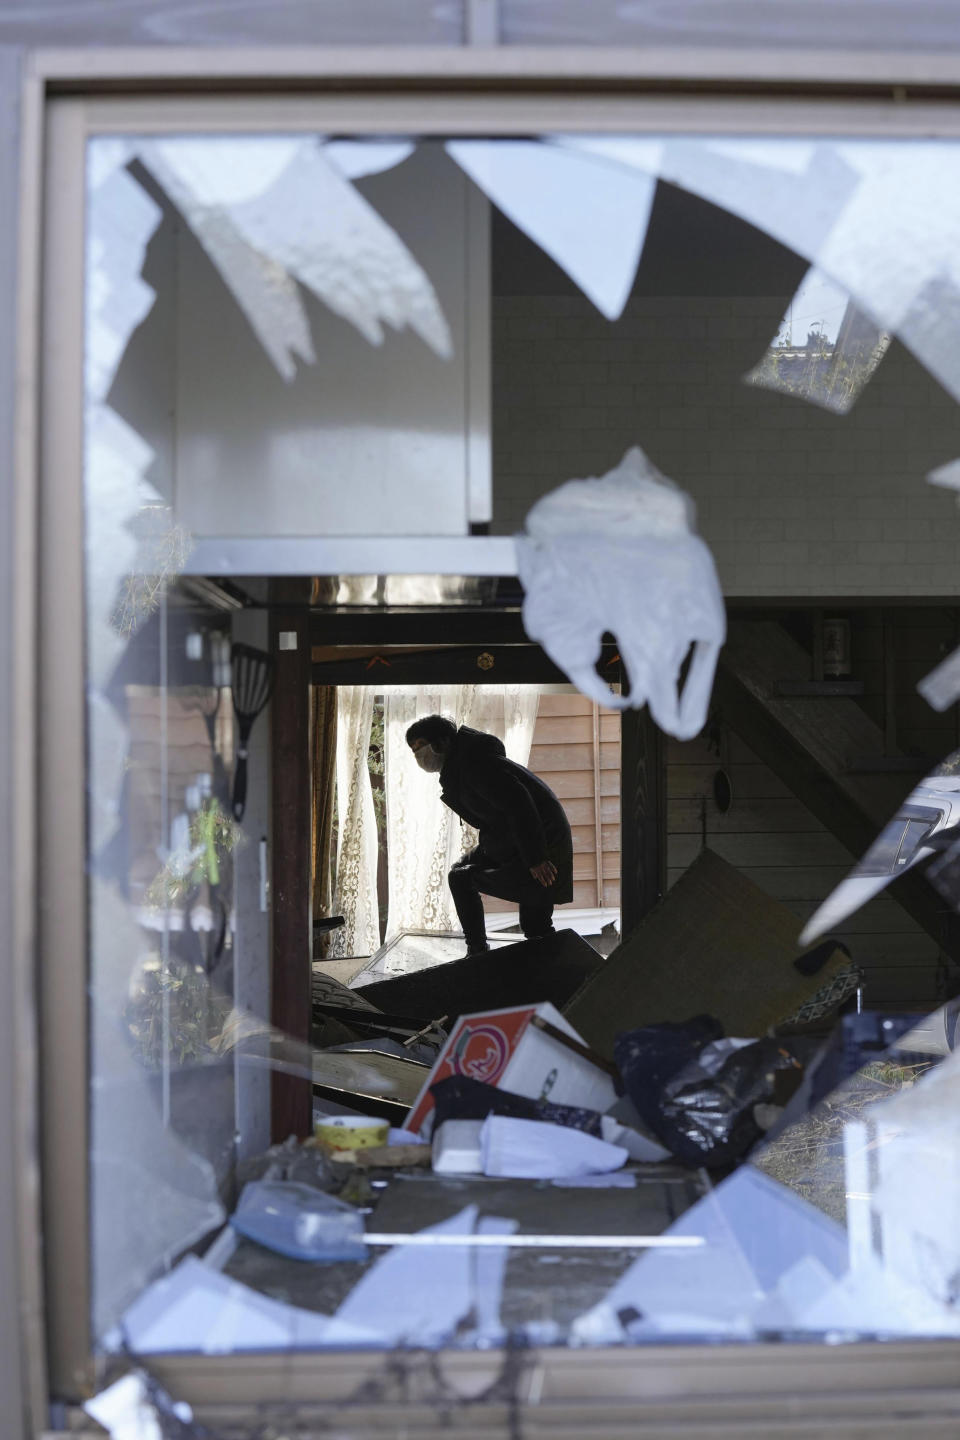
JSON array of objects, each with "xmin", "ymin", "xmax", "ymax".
[{"xmin": 447, "ymin": 848, "xmax": 556, "ymax": 952}]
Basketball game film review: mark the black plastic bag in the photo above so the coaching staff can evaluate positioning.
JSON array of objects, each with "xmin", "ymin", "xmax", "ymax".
[
  {"xmin": 429, "ymin": 1074, "xmax": 604, "ymax": 1137},
  {"xmin": 615, "ymin": 1019, "xmax": 799, "ymax": 1168}
]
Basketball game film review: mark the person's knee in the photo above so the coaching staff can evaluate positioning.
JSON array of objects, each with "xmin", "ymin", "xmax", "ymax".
[
  {"xmin": 520, "ymin": 906, "xmax": 555, "ymax": 939},
  {"xmin": 448, "ymin": 862, "xmax": 474, "ymax": 891}
]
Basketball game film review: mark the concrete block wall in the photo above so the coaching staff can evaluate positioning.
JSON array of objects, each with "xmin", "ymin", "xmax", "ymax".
[{"xmin": 492, "ymin": 294, "xmax": 960, "ymax": 596}]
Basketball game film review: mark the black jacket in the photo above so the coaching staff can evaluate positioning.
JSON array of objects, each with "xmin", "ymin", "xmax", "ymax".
[{"xmin": 439, "ymin": 726, "xmax": 574, "ymax": 903}]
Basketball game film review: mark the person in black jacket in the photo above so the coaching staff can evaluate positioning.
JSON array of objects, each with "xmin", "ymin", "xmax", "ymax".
[{"xmin": 406, "ymin": 714, "xmax": 573, "ymax": 957}]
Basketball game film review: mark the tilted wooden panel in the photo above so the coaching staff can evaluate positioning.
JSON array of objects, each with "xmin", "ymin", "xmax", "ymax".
[
  {"xmin": 669, "ymin": 796, "xmax": 829, "ymax": 835},
  {"xmin": 668, "ymin": 831, "xmax": 856, "ymax": 870}
]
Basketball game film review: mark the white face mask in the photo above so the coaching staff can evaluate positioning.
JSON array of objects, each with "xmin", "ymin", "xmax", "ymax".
[{"xmin": 413, "ymin": 743, "xmax": 445, "ymax": 773}]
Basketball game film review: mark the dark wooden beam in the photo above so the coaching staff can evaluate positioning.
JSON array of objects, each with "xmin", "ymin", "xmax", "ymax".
[
  {"xmin": 311, "ymin": 643, "xmax": 621, "ymax": 687},
  {"xmin": 309, "ymin": 607, "xmax": 528, "ymax": 647},
  {"xmin": 620, "ymin": 706, "xmax": 666, "ymax": 936},
  {"xmin": 269, "ymin": 599, "xmax": 313, "ymax": 1141},
  {"xmin": 716, "ymin": 619, "xmax": 960, "ymax": 963}
]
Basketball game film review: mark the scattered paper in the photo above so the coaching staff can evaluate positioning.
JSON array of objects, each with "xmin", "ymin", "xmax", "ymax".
[
  {"xmin": 480, "ymin": 1114, "xmax": 627, "ymax": 1180},
  {"xmin": 85, "ymin": 1374, "xmax": 170, "ymax": 1440}
]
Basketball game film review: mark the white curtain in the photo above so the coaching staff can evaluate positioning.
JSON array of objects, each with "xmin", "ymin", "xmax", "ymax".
[
  {"xmin": 330, "ymin": 686, "xmax": 381, "ymax": 958},
  {"xmin": 383, "ymin": 685, "xmax": 540, "ymax": 940}
]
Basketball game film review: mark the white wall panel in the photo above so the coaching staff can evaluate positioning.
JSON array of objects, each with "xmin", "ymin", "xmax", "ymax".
[{"xmin": 173, "ymin": 144, "xmax": 487, "ymax": 539}]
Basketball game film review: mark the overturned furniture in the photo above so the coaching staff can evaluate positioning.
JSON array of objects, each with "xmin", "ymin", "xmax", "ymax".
[
  {"xmin": 352, "ymin": 929, "xmax": 604, "ymax": 1025},
  {"xmin": 565, "ymin": 848, "xmax": 853, "ymax": 1059}
]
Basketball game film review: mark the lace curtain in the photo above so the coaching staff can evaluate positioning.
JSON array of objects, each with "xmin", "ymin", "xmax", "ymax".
[
  {"xmin": 329, "ymin": 686, "xmax": 381, "ymax": 958},
  {"xmin": 383, "ymin": 685, "xmax": 540, "ymax": 940}
]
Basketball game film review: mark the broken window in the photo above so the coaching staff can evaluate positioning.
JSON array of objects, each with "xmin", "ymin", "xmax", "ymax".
[{"xmin": 64, "ymin": 118, "xmax": 960, "ymax": 1421}]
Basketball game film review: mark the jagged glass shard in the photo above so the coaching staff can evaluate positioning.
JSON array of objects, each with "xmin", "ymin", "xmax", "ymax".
[
  {"xmin": 745, "ymin": 267, "xmax": 892, "ymax": 414},
  {"xmin": 558, "ymin": 134, "xmax": 960, "ymax": 410},
  {"xmin": 516, "ymin": 446, "xmax": 726, "ymax": 740},
  {"xmin": 139, "ymin": 137, "xmax": 452, "ymax": 376},
  {"xmin": 928, "ymin": 458, "xmax": 960, "ymax": 495},
  {"xmin": 573, "ymin": 1011, "xmax": 960, "ymax": 1343},
  {"xmin": 918, "ymin": 644, "xmax": 960, "ymax": 713},
  {"xmin": 323, "ymin": 139, "xmax": 415, "ymax": 179},
  {"xmin": 447, "ymin": 139, "xmax": 655, "ymax": 320},
  {"xmin": 553, "ymin": 133, "xmax": 664, "ymax": 176},
  {"xmin": 800, "ymin": 753, "xmax": 960, "ymax": 945},
  {"xmin": 667, "ymin": 138, "xmax": 960, "ymax": 408},
  {"xmin": 90, "ymin": 883, "xmax": 226, "ymax": 1335}
]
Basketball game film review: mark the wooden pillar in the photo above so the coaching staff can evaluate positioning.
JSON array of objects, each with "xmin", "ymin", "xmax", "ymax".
[
  {"xmin": 619, "ymin": 706, "xmax": 666, "ymax": 936},
  {"xmin": 269, "ymin": 599, "xmax": 312, "ymax": 1140}
]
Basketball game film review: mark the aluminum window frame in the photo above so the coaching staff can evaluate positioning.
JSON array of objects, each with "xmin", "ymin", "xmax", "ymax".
[{"xmin": 25, "ymin": 50, "xmax": 960, "ymax": 1425}]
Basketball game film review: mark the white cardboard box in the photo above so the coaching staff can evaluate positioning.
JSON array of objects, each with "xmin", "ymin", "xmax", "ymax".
[{"xmin": 408, "ymin": 1001, "xmax": 617, "ymax": 1137}]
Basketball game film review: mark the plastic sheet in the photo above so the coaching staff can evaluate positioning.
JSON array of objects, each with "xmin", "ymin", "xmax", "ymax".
[
  {"xmin": 615, "ymin": 1019, "xmax": 798, "ymax": 1169},
  {"xmin": 516, "ymin": 447, "xmax": 726, "ymax": 739},
  {"xmin": 230, "ymin": 1181, "xmax": 366, "ymax": 1262}
]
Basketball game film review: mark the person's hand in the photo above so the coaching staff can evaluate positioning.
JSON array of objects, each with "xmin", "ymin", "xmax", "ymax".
[{"xmin": 530, "ymin": 860, "xmax": 558, "ymax": 888}]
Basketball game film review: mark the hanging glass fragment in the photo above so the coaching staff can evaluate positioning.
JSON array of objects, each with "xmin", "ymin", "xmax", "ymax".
[
  {"xmin": 745, "ymin": 267, "xmax": 892, "ymax": 414},
  {"xmin": 447, "ymin": 139, "xmax": 656, "ymax": 320},
  {"xmin": 800, "ymin": 753, "xmax": 960, "ymax": 945}
]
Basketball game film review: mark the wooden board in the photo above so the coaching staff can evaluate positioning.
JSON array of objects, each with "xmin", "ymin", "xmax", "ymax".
[
  {"xmin": 564, "ymin": 848, "xmax": 851, "ymax": 1058},
  {"xmin": 311, "ymin": 1050, "xmax": 430, "ymax": 1121},
  {"xmin": 356, "ymin": 929, "xmax": 605, "ymax": 1025}
]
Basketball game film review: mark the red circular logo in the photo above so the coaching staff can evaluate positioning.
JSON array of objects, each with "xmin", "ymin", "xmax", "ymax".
[{"xmin": 450, "ymin": 1023, "xmax": 510, "ymax": 1083}]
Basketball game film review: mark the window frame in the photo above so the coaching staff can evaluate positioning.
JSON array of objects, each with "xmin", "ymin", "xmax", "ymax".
[{"xmin": 24, "ymin": 50, "xmax": 960, "ymax": 1424}]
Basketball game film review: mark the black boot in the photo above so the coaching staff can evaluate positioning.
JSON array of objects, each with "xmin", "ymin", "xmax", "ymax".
[{"xmin": 461, "ymin": 937, "xmax": 491, "ymax": 960}]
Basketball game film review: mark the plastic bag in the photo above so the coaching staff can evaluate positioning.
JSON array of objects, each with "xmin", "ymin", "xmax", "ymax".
[
  {"xmin": 230, "ymin": 1180, "xmax": 366, "ymax": 1262},
  {"xmin": 615, "ymin": 1019, "xmax": 799, "ymax": 1168},
  {"xmin": 515, "ymin": 447, "xmax": 726, "ymax": 741}
]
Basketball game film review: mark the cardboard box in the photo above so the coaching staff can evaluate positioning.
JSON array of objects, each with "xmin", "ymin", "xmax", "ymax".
[{"xmin": 408, "ymin": 1001, "xmax": 617, "ymax": 1137}]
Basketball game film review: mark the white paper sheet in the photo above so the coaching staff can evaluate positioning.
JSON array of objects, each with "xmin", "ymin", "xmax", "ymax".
[{"xmin": 480, "ymin": 1115, "xmax": 627, "ymax": 1180}]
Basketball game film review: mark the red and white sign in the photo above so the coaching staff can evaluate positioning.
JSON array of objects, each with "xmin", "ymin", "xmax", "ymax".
[{"xmin": 408, "ymin": 1001, "xmax": 617, "ymax": 1137}]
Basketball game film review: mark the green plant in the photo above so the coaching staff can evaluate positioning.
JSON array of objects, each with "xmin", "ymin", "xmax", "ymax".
[
  {"xmin": 144, "ymin": 798, "xmax": 245, "ymax": 909},
  {"xmin": 124, "ymin": 954, "xmax": 233, "ymax": 1068}
]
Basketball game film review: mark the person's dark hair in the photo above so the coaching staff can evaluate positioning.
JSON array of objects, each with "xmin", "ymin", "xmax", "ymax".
[{"xmin": 406, "ymin": 714, "xmax": 457, "ymax": 748}]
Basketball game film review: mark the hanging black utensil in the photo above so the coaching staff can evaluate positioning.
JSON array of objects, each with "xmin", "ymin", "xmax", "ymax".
[{"xmin": 230, "ymin": 643, "xmax": 275, "ymax": 821}]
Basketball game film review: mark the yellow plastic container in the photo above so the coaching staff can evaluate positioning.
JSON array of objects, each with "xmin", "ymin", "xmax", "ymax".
[{"xmin": 315, "ymin": 1115, "xmax": 389, "ymax": 1152}]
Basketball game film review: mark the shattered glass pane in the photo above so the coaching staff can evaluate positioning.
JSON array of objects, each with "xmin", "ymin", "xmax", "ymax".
[
  {"xmin": 80, "ymin": 121, "xmax": 960, "ymax": 1387},
  {"xmin": 447, "ymin": 139, "xmax": 656, "ymax": 320},
  {"xmin": 800, "ymin": 756, "xmax": 960, "ymax": 945},
  {"xmin": 745, "ymin": 267, "xmax": 892, "ymax": 415}
]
